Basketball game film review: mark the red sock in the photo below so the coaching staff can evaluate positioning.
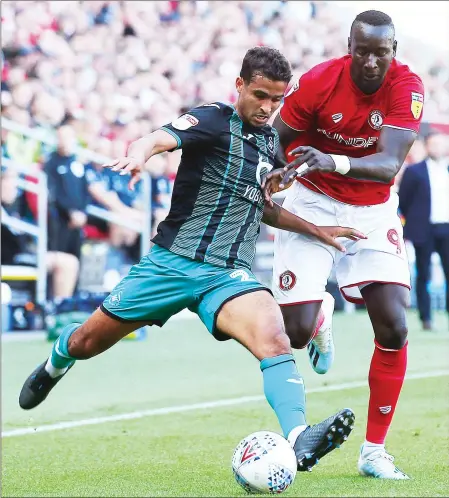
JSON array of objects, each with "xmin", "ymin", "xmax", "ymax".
[{"xmin": 366, "ymin": 340, "xmax": 407, "ymax": 444}]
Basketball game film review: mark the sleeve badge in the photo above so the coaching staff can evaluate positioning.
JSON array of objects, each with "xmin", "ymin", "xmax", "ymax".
[
  {"xmin": 171, "ymin": 114, "xmax": 199, "ymax": 130},
  {"xmin": 411, "ymin": 92, "xmax": 424, "ymax": 120}
]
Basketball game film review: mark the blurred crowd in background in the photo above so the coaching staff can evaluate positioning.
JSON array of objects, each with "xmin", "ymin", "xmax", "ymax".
[{"xmin": 1, "ymin": 1, "xmax": 449, "ymax": 307}]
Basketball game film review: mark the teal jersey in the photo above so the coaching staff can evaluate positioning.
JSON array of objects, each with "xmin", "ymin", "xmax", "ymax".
[{"xmin": 152, "ymin": 102, "xmax": 280, "ymax": 269}]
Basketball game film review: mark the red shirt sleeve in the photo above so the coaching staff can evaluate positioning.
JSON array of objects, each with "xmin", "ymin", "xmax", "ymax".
[
  {"xmin": 383, "ymin": 75, "xmax": 424, "ymax": 133},
  {"xmin": 279, "ymin": 72, "xmax": 316, "ymax": 132}
]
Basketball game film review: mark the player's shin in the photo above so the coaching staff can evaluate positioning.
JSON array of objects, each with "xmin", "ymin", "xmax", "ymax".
[
  {"xmin": 260, "ymin": 354, "xmax": 307, "ymax": 441},
  {"xmin": 45, "ymin": 324, "xmax": 80, "ymax": 378},
  {"xmin": 365, "ymin": 341, "xmax": 407, "ymax": 447}
]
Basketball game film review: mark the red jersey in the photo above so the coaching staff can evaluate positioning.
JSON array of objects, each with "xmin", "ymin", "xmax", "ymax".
[{"xmin": 280, "ymin": 55, "xmax": 424, "ymax": 205}]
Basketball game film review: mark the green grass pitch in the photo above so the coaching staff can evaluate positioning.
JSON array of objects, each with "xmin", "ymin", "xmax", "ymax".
[{"xmin": 2, "ymin": 310, "xmax": 449, "ymax": 497}]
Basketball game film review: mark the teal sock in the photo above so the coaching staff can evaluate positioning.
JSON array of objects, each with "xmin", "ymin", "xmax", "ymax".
[
  {"xmin": 261, "ymin": 354, "xmax": 307, "ymax": 438},
  {"xmin": 50, "ymin": 323, "xmax": 80, "ymax": 369}
]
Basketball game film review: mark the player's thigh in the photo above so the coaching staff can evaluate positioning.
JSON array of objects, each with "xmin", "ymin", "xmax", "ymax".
[
  {"xmin": 215, "ymin": 289, "xmax": 290, "ymax": 360},
  {"xmin": 69, "ymin": 307, "xmax": 145, "ymax": 358},
  {"xmin": 272, "ymin": 182, "xmax": 336, "ymax": 306},
  {"xmin": 337, "ymin": 231, "xmax": 410, "ymax": 304},
  {"xmin": 272, "ymin": 227, "xmax": 335, "ymax": 305},
  {"xmin": 192, "ymin": 266, "xmax": 288, "ymax": 359},
  {"xmin": 101, "ymin": 245, "xmax": 196, "ymax": 327}
]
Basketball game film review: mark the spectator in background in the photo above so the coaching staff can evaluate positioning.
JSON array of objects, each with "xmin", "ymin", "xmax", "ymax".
[
  {"xmin": 145, "ymin": 153, "xmax": 173, "ymax": 238},
  {"xmin": 44, "ymin": 125, "xmax": 88, "ymax": 260},
  {"xmin": 2, "ymin": 0, "xmax": 447, "ymax": 147},
  {"xmin": 85, "ymin": 138, "xmax": 145, "ymax": 263},
  {"xmin": 1, "ymin": 167, "xmax": 79, "ymax": 301},
  {"xmin": 399, "ymin": 131, "xmax": 449, "ymax": 330}
]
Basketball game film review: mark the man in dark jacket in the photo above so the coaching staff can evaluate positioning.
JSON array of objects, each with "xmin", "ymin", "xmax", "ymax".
[
  {"xmin": 399, "ymin": 131, "xmax": 449, "ymax": 330},
  {"xmin": 44, "ymin": 125, "xmax": 89, "ymax": 259}
]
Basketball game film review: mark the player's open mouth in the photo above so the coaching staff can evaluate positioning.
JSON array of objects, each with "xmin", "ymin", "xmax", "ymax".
[{"xmin": 254, "ymin": 115, "xmax": 269, "ymax": 123}]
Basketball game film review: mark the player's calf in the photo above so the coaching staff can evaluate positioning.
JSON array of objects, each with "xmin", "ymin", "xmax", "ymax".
[{"xmin": 306, "ymin": 292, "xmax": 335, "ymax": 374}]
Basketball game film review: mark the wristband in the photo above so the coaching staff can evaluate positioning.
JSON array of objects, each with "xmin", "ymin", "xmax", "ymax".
[{"xmin": 329, "ymin": 154, "xmax": 351, "ymax": 175}]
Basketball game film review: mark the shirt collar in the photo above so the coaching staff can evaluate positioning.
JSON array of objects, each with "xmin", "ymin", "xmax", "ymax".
[{"xmin": 426, "ymin": 156, "xmax": 448, "ymax": 170}]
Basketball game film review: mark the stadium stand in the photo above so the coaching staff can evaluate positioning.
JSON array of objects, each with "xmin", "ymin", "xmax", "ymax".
[{"xmin": 1, "ymin": 1, "xmax": 448, "ymax": 329}]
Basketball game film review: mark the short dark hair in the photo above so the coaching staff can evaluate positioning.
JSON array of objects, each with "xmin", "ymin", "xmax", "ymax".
[
  {"xmin": 240, "ymin": 46, "xmax": 292, "ymax": 84},
  {"xmin": 351, "ymin": 10, "xmax": 395, "ymax": 37}
]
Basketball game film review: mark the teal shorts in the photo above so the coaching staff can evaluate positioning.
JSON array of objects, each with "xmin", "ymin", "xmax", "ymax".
[{"xmin": 101, "ymin": 244, "xmax": 270, "ymax": 340}]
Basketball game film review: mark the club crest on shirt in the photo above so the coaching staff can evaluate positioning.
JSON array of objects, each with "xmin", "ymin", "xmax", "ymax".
[
  {"xmin": 172, "ymin": 114, "xmax": 199, "ymax": 130},
  {"xmin": 411, "ymin": 92, "xmax": 424, "ymax": 120},
  {"xmin": 279, "ymin": 270, "xmax": 296, "ymax": 291},
  {"xmin": 368, "ymin": 110, "xmax": 384, "ymax": 131}
]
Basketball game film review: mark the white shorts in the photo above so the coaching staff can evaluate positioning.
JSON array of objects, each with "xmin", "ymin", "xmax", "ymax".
[{"xmin": 272, "ymin": 182, "xmax": 411, "ymax": 305}]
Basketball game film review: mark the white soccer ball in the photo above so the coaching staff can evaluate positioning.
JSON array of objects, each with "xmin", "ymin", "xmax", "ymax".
[{"xmin": 232, "ymin": 431, "xmax": 297, "ymax": 494}]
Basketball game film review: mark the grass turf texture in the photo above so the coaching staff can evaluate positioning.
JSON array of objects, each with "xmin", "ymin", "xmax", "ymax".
[{"xmin": 2, "ymin": 310, "xmax": 449, "ymax": 497}]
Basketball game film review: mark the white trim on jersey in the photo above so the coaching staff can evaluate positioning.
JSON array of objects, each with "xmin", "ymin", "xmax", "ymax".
[
  {"xmin": 382, "ymin": 124, "xmax": 417, "ymax": 133},
  {"xmin": 279, "ymin": 113, "xmax": 306, "ymax": 132}
]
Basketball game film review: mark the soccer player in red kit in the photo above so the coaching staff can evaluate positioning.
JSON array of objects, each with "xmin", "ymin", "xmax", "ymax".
[{"xmin": 263, "ymin": 10, "xmax": 424, "ymax": 479}]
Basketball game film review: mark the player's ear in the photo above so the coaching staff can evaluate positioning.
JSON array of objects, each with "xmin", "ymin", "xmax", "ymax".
[
  {"xmin": 236, "ymin": 77, "xmax": 244, "ymax": 95},
  {"xmin": 347, "ymin": 37, "xmax": 351, "ymax": 54},
  {"xmin": 392, "ymin": 40, "xmax": 397, "ymax": 57}
]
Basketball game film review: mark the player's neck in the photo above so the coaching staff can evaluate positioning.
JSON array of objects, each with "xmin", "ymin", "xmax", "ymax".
[{"xmin": 234, "ymin": 102, "xmax": 245, "ymax": 122}]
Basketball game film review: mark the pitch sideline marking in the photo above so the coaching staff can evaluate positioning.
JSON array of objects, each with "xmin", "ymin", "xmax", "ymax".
[{"xmin": 3, "ymin": 370, "xmax": 448, "ymax": 438}]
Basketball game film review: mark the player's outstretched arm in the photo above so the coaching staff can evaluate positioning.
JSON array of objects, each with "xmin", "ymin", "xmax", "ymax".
[
  {"xmin": 287, "ymin": 127, "xmax": 417, "ymax": 184},
  {"xmin": 262, "ymin": 202, "xmax": 367, "ymax": 252},
  {"xmin": 103, "ymin": 129, "xmax": 178, "ymax": 190}
]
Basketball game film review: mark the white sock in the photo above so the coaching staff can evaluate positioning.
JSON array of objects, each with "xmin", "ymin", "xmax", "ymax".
[
  {"xmin": 362, "ymin": 440, "xmax": 385, "ymax": 455},
  {"xmin": 287, "ymin": 425, "xmax": 308, "ymax": 447},
  {"xmin": 44, "ymin": 357, "xmax": 69, "ymax": 379}
]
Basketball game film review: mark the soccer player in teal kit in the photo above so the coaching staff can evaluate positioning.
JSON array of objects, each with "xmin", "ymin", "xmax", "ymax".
[{"xmin": 20, "ymin": 47, "xmax": 363, "ymax": 472}]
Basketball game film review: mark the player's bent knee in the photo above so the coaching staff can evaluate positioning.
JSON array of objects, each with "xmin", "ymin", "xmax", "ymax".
[
  {"xmin": 281, "ymin": 304, "xmax": 320, "ymax": 349},
  {"xmin": 283, "ymin": 318, "xmax": 314, "ymax": 349},
  {"xmin": 376, "ymin": 321, "xmax": 408, "ymax": 350},
  {"xmin": 254, "ymin": 328, "xmax": 292, "ymax": 360}
]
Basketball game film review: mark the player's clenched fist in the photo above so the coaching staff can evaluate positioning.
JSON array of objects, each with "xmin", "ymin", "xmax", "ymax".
[
  {"xmin": 262, "ymin": 146, "xmax": 345, "ymax": 205},
  {"xmin": 288, "ymin": 146, "xmax": 336, "ymax": 176},
  {"xmin": 261, "ymin": 167, "xmax": 297, "ymax": 205}
]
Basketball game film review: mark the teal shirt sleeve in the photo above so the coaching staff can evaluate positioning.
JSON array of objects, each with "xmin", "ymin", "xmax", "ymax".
[{"xmin": 159, "ymin": 103, "xmax": 224, "ymax": 149}]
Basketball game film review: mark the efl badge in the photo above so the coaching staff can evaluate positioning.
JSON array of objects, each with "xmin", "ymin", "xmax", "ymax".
[
  {"xmin": 368, "ymin": 110, "xmax": 384, "ymax": 130},
  {"xmin": 279, "ymin": 271, "xmax": 296, "ymax": 291},
  {"xmin": 411, "ymin": 92, "xmax": 424, "ymax": 120},
  {"xmin": 171, "ymin": 114, "xmax": 199, "ymax": 130}
]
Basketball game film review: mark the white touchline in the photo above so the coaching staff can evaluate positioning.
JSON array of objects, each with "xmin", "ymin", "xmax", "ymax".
[{"xmin": 2, "ymin": 370, "xmax": 448, "ymax": 438}]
